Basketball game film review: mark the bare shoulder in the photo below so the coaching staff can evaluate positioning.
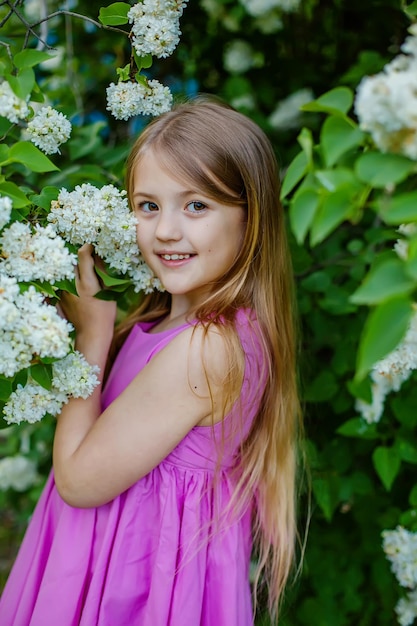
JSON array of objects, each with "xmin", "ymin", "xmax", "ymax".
[{"xmin": 161, "ymin": 322, "xmax": 237, "ymax": 384}]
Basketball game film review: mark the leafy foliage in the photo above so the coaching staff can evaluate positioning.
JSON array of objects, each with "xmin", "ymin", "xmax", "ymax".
[{"xmin": 1, "ymin": 1, "xmax": 416, "ymax": 624}]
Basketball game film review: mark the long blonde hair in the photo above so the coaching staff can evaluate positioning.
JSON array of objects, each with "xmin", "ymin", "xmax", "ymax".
[{"xmin": 114, "ymin": 96, "xmax": 303, "ymax": 618}]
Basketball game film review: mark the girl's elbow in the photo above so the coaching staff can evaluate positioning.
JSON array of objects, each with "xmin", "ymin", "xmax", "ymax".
[{"xmin": 54, "ymin": 470, "xmax": 101, "ymax": 508}]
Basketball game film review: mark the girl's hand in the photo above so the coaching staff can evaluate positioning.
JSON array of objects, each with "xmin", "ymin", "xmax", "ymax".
[{"xmin": 59, "ymin": 244, "xmax": 117, "ymax": 342}]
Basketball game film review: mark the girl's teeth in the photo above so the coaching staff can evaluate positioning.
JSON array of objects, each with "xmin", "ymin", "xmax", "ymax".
[{"xmin": 162, "ymin": 254, "xmax": 190, "ymax": 260}]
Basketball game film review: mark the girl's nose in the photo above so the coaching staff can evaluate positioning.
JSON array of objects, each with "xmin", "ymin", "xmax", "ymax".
[{"xmin": 155, "ymin": 210, "xmax": 181, "ymax": 241}]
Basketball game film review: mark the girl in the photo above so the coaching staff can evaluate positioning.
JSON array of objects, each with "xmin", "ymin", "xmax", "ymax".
[{"xmin": 0, "ymin": 97, "xmax": 302, "ymax": 625}]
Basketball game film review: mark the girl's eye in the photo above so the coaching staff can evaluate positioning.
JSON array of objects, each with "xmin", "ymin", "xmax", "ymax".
[
  {"xmin": 139, "ymin": 201, "xmax": 159, "ymax": 212},
  {"xmin": 186, "ymin": 201, "xmax": 207, "ymax": 213}
]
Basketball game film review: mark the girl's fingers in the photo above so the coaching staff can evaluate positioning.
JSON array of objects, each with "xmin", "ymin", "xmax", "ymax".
[{"xmin": 76, "ymin": 244, "xmax": 101, "ymax": 295}]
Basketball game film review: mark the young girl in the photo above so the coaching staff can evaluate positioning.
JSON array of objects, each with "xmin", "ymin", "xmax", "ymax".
[{"xmin": 0, "ymin": 97, "xmax": 302, "ymax": 625}]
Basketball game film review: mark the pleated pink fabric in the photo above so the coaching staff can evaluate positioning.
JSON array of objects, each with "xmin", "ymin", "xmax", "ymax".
[{"xmin": 0, "ymin": 310, "xmax": 265, "ymax": 626}]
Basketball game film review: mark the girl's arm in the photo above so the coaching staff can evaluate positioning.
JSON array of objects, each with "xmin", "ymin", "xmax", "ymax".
[{"xmin": 53, "ymin": 246, "xmax": 232, "ymax": 508}]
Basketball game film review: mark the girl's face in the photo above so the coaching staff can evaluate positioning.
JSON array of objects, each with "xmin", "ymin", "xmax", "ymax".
[{"xmin": 132, "ymin": 149, "xmax": 246, "ymax": 310}]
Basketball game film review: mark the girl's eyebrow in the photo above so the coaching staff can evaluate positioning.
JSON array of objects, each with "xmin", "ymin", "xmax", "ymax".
[{"xmin": 132, "ymin": 189, "xmax": 204, "ymax": 199}]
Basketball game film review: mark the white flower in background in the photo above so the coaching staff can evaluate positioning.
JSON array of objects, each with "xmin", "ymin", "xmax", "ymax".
[
  {"xmin": 223, "ymin": 40, "xmax": 257, "ymax": 74},
  {"xmin": 106, "ymin": 79, "xmax": 172, "ymax": 121},
  {"xmin": 0, "ymin": 195, "xmax": 12, "ymax": 230},
  {"xmin": 240, "ymin": 0, "xmax": 300, "ymax": 17},
  {"xmin": 253, "ymin": 13, "xmax": 283, "ymax": 33},
  {"xmin": 0, "ymin": 222, "xmax": 77, "ymax": 282},
  {"xmin": 128, "ymin": 0, "xmax": 188, "ymax": 59},
  {"xmin": 52, "ymin": 351, "xmax": 100, "ymax": 399},
  {"xmin": 39, "ymin": 46, "xmax": 65, "ymax": 71},
  {"xmin": 26, "ymin": 106, "xmax": 72, "ymax": 154},
  {"xmin": 355, "ymin": 24, "xmax": 417, "ymax": 160},
  {"xmin": 0, "ymin": 455, "xmax": 38, "ymax": 491},
  {"xmin": 0, "ymin": 80, "xmax": 30, "ymax": 124},
  {"xmin": 49, "ymin": 183, "xmax": 161, "ymax": 292},
  {"xmin": 269, "ymin": 88, "xmax": 314, "ymax": 130},
  {"xmin": 394, "ymin": 223, "xmax": 417, "ymax": 261},
  {"xmin": 230, "ymin": 93, "xmax": 256, "ymax": 111},
  {"xmin": 383, "ymin": 526, "xmax": 417, "ymax": 589},
  {"xmin": 396, "ymin": 589, "xmax": 417, "ymax": 626},
  {"xmin": 0, "ymin": 276, "xmax": 72, "ymax": 378},
  {"xmin": 356, "ymin": 307, "xmax": 417, "ymax": 423}
]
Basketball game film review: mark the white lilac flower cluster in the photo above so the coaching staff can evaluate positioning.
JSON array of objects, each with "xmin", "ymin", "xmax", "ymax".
[
  {"xmin": 0, "ymin": 454, "xmax": 39, "ymax": 491},
  {"xmin": 106, "ymin": 79, "xmax": 172, "ymax": 120},
  {"xmin": 0, "ymin": 274, "xmax": 72, "ymax": 378},
  {"xmin": 106, "ymin": 0, "xmax": 189, "ymax": 121},
  {"xmin": 383, "ymin": 527, "xmax": 417, "ymax": 626},
  {"xmin": 26, "ymin": 106, "xmax": 72, "ymax": 155},
  {"xmin": 0, "ymin": 80, "xmax": 30, "ymax": 124},
  {"xmin": 0, "ymin": 222, "xmax": 77, "ymax": 283},
  {"xmin": 48, "ymin": 183, "xmax": 161, "ymax": 293},
  {"xmin": 240, "ymin": 0, "xmax": 301, "ymax": 17},
  {"xmin": 0, "ymin": 195, "xmax": 12, "ymax": 230},
  {"xmin": 355, "ymin": 307, "xmax": 417, "ymax": 423},
  {"xmin": 128, "ymin": 0, "xmax": 188, "ymax": 59},
  {"xmin": 269, "ymin": 88, "xmax": 314, "ymax": 131},
  {"xmin": 355, "ymin": 24, "xmax": 417, "ymax": 160},
  {"xmin": 3, "ymin": 351, "xmax": 100, "ymax": 425}
]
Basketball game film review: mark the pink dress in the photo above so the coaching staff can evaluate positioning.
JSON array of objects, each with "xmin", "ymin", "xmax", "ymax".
[{"xmin": 0, "ymin": 311, "xmax": 265, "ymax": 626}]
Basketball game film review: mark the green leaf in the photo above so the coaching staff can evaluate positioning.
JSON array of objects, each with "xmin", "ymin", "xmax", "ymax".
[
  {"xmin": 301, "ymin": 270, "xmax": 331, "ymax": 292},
  {"xmin": 350, "ymin": 257, "xmax": 415, "ymax": 305},
  {"xmin": 69, "ymin": 122, "xmax": 106, "ymax": 160},
  {"xmin": 310, "ymin": 187, "xmax": 353, "ymax": 246},
  {"xmin": 54, "ymin": 278, "xmax": 78, "ymax": 296},
  {"xmin": 133, "ymin": 50, "xmax": 153, "ymax": 71},
  {"xmin": 355, "ymin": 296, "xmax": 413, "ymax": 380},
  {"xmin": 377, "ymin": 191, "xmax": 417, "ymax": 224},
  {"xmin": 395, "ymin": 437, "xmax": 417, "ymax": 464},
  {"xmin": 116, "ymin": 64, "xmax": 131, "ymax": 81},
  {"xmin": 304, "ymin": 370, "xmax": 338, "ymax": 402},
  {"xmin": 289, "ymin": 189, "xmax": 319, "ymax": 244},
  {"xmin": 6, "ymin": 68, "xmax": 35, "ymax": 100},
  {"xmin": 355, "ymin": 152, "xmax": 414, "ymax": 188},
  {"xmin": 337, "ymin": 418, "xmax": 378, "ymax": 439},
  {"xmin": 321, "ymin": 116, "xmax": 364, "ymax": 167},
  {"xmin": 9, "ymin": 142, "xmax": 59, "ymax": 172},
  {"xmin": 280, "ymin": 150, "xmax": 308, "ymax": 200},
  {"xmin": 29, "ymin": 186, "xmax": 59, "ymax": 210},
  {"xmin": 404, "ymin": 0, "xmax": 417, "ymax": 15},
  {"xmin": 0, "ymin": 378, "xmax": 12, "ymax": 401},
  {"xmin": 372, "ymin": 446, "xmax": 401, "ymax": 490},
  {"xmin": 95, "ymin": 266, "xmax": 132, "ymax": 287},
  {"xmin": 30, "ymin": 363, "xmax": 53, "ymax": 390},
  {"xmin": 301, "ymin": 87, "xmax": 354, "ymax": 115},
  {"xmin": 297, "ymin": 127, "xmax": 314, "ymax": 164},
  {"xmin": 13, "ymin": 368, "xmax": 28, "ymax": 390},
  {"xmin": 0, "ymin": 144, "xmax": 10, "ymax": 164},
  {"xmin": 409, "ymin": 484, "xmax": 417, "ymax": 506},
  {"xmin": 312, "ymin": 475, "xmax": 340, "ymax": 521},
  {"xmin": 347, "ymin": 376, "xmax": 372, "ymax": 403},
  {"xmin": 0, "ymin": 181, "xmax": 30, "ymax": 207},
  {"xmin": 98, "ymin": 2, "xmax": 130, "ymax": 25},
  {"xmin": 14, "ymin": 49, "xmax": 53, "ymax": 69},
  {"xmin": 314, "ymin": 167, "xmax": 358, "ymax": 191}
]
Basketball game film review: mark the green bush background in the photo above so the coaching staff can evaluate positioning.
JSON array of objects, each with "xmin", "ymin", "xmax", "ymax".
[{"xmin": 1, "ymin": 1, "xmax": 417, "ymax": 624}]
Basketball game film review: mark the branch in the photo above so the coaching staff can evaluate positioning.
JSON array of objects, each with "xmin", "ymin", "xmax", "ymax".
[{"xmin": 29, "ymin": 10, "xmax": 128, "ymax": 37}]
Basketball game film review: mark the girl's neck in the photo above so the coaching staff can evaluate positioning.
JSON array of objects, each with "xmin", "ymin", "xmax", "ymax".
[{"xmin": 149, "ymin": 298, "xmax": 195, "ymax": 333}]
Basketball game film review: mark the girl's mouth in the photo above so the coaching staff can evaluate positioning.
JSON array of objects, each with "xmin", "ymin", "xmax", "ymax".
[{"xmin": 160, "ymin": 253, "xmax": 191, "ymax": 261}]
